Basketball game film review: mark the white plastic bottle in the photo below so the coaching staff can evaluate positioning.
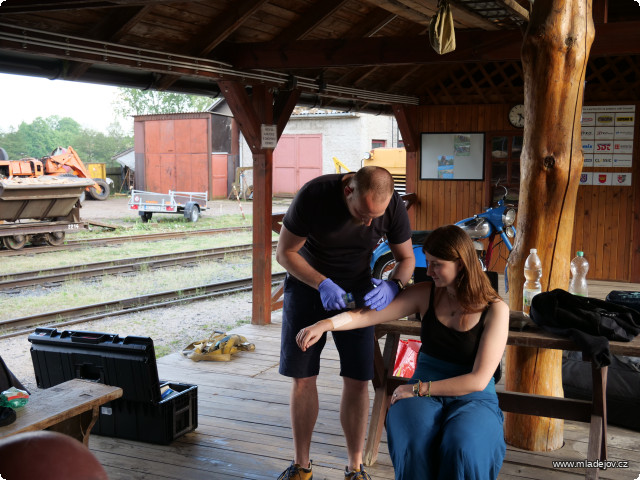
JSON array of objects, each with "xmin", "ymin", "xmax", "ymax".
[
  {"xmin": 569, "ymin": 251, "xmax": 589, "ymax": 297},
  {"xmin": 523, "ymin": 248, "xmax": 542, "ymax": 315}
]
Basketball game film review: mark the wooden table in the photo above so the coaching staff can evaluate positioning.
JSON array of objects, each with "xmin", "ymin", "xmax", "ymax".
[
  {"xmin": 365, "ymin": 317, "xmax": 640, "ymax": 480},
  {"xmin": 0, "ymin": 378, "xmax": 122, "ymax": 446}
]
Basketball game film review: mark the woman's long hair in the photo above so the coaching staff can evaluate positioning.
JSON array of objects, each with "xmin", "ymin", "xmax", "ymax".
[{"xmin": 422, "ymin": 224, "xmax": 499, "ymax": 312}]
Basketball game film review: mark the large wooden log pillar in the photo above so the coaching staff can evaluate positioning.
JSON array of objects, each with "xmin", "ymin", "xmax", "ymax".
[
  {"xmin": 505, "ymin": 0, "xmax": 594, "ymax": 450},
  {"xmin": 219, "ymin": 81, "xmax": 299, "ymax": 325}
]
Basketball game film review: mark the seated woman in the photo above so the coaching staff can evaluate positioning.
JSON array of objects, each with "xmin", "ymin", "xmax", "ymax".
[{"xmin": 296, "ymin": 224, "xmax": 509, "ymax": 480}]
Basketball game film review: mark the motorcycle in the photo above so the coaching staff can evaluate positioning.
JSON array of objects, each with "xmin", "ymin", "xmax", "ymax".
[{"xmin": 370, "ymin": 185, "xmax": 517, "ymax": 291}]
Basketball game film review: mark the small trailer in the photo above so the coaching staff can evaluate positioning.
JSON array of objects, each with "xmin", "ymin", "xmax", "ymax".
[{"xmin": 128, "ymin": 190, "xmax": 208, "ymax": 222}]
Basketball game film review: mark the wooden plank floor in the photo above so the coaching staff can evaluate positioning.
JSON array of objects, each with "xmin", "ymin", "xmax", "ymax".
[{"xmin": 89, "ymin": 279, "xmax": 640, "ymax": 480}]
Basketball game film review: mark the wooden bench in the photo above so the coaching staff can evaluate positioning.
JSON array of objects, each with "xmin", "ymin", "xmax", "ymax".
[
  {"xmin": 0, "ymin": 378, "xmax": 122, "ymax": 446},
  {"xmin": 365, "ymin": 317, "xmax": 640, "ymax": 480}
]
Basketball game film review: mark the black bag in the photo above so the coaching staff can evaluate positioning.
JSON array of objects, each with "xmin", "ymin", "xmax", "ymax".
[
  {"xmin": 530, "ymin": 289, "xmax": 640, "ymax": 367},
  {"xmin": 563, "ymin": 351, "xmax": 640, "ymax": 431},
  {"xmin": 0, "ymin": 355, "xmax": 28, "ymax": 394},
  {"xmin": 531, "ymin": 289, "xmax": 640, "ymax": 341}
]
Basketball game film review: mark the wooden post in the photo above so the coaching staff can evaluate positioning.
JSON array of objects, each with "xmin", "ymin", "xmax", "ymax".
[
  {"xmin": 219, "ymin": 81, "xmax": 299, "ymax": 325},
  {"xmin": 393, "ymin": 104, "xmax": 420, "ymax": 228},
  {"xmin": 505, "ymin": 0, "xmax": 594, "ymax": 450}
]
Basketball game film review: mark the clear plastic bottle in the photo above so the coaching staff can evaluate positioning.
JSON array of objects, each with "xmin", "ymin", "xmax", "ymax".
[
  {"xmin": 569, "ymin": 251, "xmax": 589, "ymax": 297},
  {"xmin": 523, "ymin": 248, "xmax": 542, "ymax": 315}
]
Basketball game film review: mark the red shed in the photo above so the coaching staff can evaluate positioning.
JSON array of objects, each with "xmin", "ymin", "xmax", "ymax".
[{"xmin": 133, "ymin": 111, "xmax": 235, "ymax": 199}]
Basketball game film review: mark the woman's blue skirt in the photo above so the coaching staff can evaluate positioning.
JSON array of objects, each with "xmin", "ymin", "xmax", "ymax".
[{"xmin": 386, "ymin": 352, "xmax": 506, "ymax": 480}]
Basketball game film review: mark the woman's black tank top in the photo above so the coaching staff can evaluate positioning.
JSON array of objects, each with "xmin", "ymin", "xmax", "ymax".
[{"xmin": 420, "ymin": 286, "xmax": 488, "ymax": 366}]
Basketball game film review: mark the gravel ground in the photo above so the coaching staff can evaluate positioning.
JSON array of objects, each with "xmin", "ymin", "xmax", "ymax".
[{"xmin": 2, "ymin": 195, "xmax": 291, "ymax": 393}]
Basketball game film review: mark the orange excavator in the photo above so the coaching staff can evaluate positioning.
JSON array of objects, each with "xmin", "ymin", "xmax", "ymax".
[{"xmin": 0, "ymin": 146, "xmax": 109, "ymax": 200}]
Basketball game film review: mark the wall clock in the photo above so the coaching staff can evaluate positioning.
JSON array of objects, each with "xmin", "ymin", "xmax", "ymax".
[{"xmin": 508, "ymin": 104, "xmax": 525, "ymax": 128}]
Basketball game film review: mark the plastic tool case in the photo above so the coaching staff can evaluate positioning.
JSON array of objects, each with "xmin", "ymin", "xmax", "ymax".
[{"xmin": 28, "ymin": 328, "xmax": 197, "ymax": 444}]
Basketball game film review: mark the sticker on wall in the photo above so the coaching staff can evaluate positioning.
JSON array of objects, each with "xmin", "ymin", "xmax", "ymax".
[
  {"xmin": 613, "ymin": 173, "xmax": 632, "ymax": 186},
  {"xmin": 615, "ymin": 112, "xmax": 635, "ymax": 125},
  {"xmin": 613, "ymin": 140, "xmax": 634, "ymax": 154},
  {"xmin": 579, "ymin": 172, "xmax": 592, "ymax": 185},
  {"xmin": 614, "ymin": 126, "xmax": 634, "ymax": 140},
  {"xmin": 593, "ymin": 155, "xmax": 613, "ymax": 167},
  {"xmin": 612, "ymin": 155, "xmax": 632, "ymax": 167},
  {"xmin": 582, "ymin": 141, "xmax": 594, "ymax": 155},
  {"xmin": 596, "ymin": 114, "xmax": 615, "ymax": 126},
  {"xmin": 581, "ymin": 113, "xmax": 595, "ymax": 126},
  {"xmin": 594, "ymin": 126, "xmax": 615, "ymax": 139},
  {"xmin": 594, "ymin": 172, "xmax": 612, "ymax": 186},
  {"xmin": 594, "ymin": 141, "xmax": 614, "ymax": 154},
  {"xmin": 581, "ymin": 128, "xmax": 594, "ymax": 139},
  {"xmin": 583, "ymin": 153, "xmax": 593, "ymax": 165}
]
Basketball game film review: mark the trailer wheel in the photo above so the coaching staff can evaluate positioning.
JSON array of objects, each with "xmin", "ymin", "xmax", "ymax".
[
  {"xmin": 89, "ymin": 178, "xmax": 110, "ymax": 200},
  {"xmin": 2, "ymin": 235, "xmax": 26, "ymax": 250},
  {"xmin": 184, "ymin": 202, "xmax": 200, "ymax": 222},
  {"xmin": 45, "ymin": 231, "xmax": 66, "ymax": 246},
  {"xmin": 139, "ymin": 211, "xmax": 152, "ymax": 223}
]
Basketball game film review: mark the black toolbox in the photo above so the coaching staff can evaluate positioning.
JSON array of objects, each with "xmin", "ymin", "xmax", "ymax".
[{"xmin": 28, "ymin": 327, "xmax": 197, "ymax": 444}]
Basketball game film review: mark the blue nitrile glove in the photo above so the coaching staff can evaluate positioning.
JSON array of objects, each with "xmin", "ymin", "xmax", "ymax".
[
  {"xmin": 364, "ymin": 278, "xmax": 399, "ymax": 311},
  {"xmin": 318, "ymin": 278, "xmax": 347, "ymax": 311}
]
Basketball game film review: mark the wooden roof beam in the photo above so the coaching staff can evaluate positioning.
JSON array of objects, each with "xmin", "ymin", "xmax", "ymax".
[
  {"xmin": 154, "ymin": 0, "xmax": 268, "ymax": 91},
  {"xmin": 494, "ymin": 0, "xmax": 530, "ymax": 22},
  {"xmin": 0, "ymin": 0, "xmax": 170, "ymax": 14},
  {"xmin": 65, "ymin": 5, "xmax": 151, "ymax": 80},
  {"xmin": 273, "ymin": 0, "xmax": 350, "ymax": 43},
  {"xmin": 222, "ymin": 21, "xmax": 640, "ymax": 69}
]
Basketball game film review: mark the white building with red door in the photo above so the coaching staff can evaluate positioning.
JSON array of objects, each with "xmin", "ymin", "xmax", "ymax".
[{"xmin": 239, "ymin": 109, "xmax": 402, "ymax": 196}]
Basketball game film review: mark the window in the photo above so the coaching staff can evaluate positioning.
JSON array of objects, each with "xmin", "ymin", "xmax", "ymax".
[
  {"xmin": 372, "ymin": 139, "xmax": 386, "ymax": 149},
  {"xmin": 486, "ymin": 133, "xmax": 523, "ymax": 203}
]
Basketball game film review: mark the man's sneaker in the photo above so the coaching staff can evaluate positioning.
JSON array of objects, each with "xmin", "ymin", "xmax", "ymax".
[
  {"xmin": 277, "ymin": 460, "xmax": 313, "ymax": 480},
  {"xmin": 344, "ymin": 464, "xmax": 372, "ymax": 480}
]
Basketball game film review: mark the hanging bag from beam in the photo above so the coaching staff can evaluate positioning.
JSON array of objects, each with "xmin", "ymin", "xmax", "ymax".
[{"xmin": 429, "ymin": 0, "xmax": 456, "ymax": 55}]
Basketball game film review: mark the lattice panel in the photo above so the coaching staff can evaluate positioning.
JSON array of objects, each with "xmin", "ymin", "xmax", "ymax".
[
  {"xmin": 585, "ymin": 56, "xmax": 640, "ymax": 102},
  {"xmin": 403, "ymin": 56, "xmax": 640, "ymax": 105},
  {"xmin": 412, "ymin": 61, "xmax": 524, "ymax": 105}
]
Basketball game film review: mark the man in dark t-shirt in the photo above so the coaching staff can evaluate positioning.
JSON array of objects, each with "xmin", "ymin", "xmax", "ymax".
[{"xmin": 276, "ymin": 166, "xmax": 414, "ymax": 480}]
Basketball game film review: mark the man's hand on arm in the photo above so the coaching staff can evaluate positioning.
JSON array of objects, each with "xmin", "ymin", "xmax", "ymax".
[
  {"xmin": 364, "ymin": 278, "xmax": 399, "ymax": 311},
  {"xmin": 365, "ymin": 238, "xmax": 415, "ymax": 311}
]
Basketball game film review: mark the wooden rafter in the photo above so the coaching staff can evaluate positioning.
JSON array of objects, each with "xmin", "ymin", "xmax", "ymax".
[
  {"xmin": 222, "ymin": 22, "xmax": 640, "ymax": 69},
  {"xmin": 65, "ymin": 5, "xmax": 151, "ymax": 80},
  {"xmin": 273, "ymin": 0, "xmax": 350, "ymax": 43},
  {"xmin": 0, "ymin": 0, "xmax": 170, "ymax": 14},
  {"xmin": 494, "ymin": 0, "xmax": 530, "ymax": 21},
  {"xmin": 154, "ymin": 0, "xmax": 268, "ymax": 91}
]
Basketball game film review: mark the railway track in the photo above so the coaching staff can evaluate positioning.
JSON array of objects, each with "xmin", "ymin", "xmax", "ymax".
[
  {"xmin": 0, "ymin": 272, "xmax": 286, "ymax": 340},
  {"xmin": 0, "ymin": 242, "xmax": 277, "ymax": 290},
  {"xmin": 0, "ymin": 226, "xmax": 252, "ymax": 256}
]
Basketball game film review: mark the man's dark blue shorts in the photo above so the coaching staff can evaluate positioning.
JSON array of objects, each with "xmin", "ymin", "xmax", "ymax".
[{"xmin": 279, "ymin": 275, "xmax": 374, "ymax": 381}]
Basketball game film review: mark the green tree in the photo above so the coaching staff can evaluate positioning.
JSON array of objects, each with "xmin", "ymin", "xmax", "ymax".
[
  {"xmin": 113, "ymin": 88, "xmax": 216, "ymax": 117},
  {"xmin": 0, "ymin": 116, "xmax": 132, "ymax": 164}
]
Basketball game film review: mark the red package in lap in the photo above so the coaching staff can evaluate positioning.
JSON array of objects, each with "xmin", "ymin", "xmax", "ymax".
[{"xmin": 393, "ymin": 339, "xmax": 421, "ymax": 378}]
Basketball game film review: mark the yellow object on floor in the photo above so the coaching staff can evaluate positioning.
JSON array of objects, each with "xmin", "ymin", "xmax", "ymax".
[{"xmin": 182, "ymin": 331, "xmax": 255, "ymax": 362}]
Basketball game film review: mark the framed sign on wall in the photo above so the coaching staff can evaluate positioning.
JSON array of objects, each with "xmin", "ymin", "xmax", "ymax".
[{"xmin": 420, "ymin": 133, "xmax": 485, "ymax": 180}]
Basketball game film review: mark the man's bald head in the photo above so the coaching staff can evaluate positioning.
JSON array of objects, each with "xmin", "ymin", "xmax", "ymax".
[{"xmin": 349, "ymin": 166, "xmax": 395, "ymax": 203}]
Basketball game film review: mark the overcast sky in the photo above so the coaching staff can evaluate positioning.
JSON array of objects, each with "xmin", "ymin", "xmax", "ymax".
[{"xmin": 0, "ymin": 73, "xmax": 129, "ymax": 134}]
